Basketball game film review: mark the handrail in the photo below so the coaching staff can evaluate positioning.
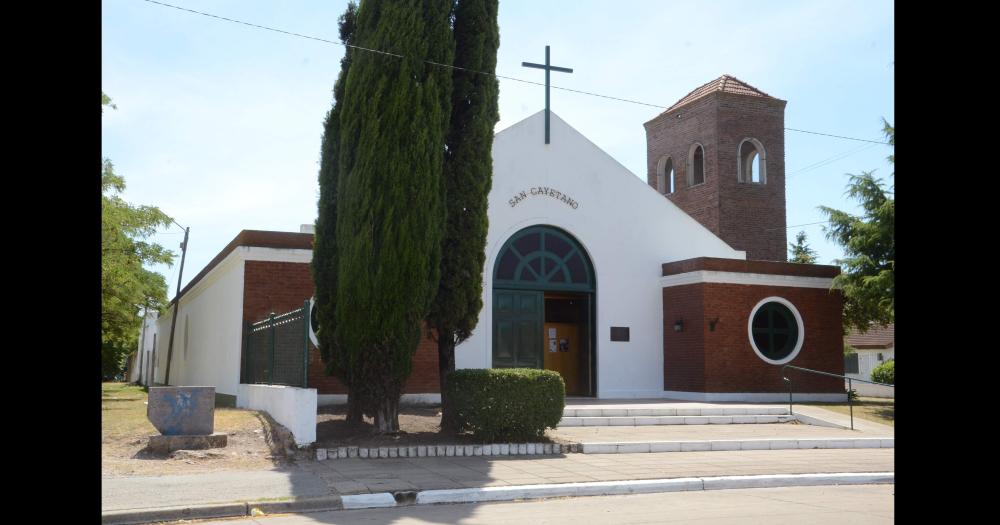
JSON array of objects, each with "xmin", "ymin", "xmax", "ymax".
[{"xmin": 781, "ymin": 364, "xmax": 894, "ymax": 430}]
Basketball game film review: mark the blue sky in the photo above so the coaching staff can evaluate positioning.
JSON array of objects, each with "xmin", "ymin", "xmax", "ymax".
[{"xmin": 102, "ymin": 0, "xmax": 894, "ymax": 299}]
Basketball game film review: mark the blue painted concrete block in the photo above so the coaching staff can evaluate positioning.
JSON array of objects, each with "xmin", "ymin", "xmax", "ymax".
[{"xmin": 147, "ymin": 386, "xmax": 216, "ymax": 436}]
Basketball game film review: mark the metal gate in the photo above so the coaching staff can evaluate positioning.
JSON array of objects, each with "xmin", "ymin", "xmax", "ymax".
[{"xmin": 240, "ymin": 300, "xmax": 310, "ymax": 387}]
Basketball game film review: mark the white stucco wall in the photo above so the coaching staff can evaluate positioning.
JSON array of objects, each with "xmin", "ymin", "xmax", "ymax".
[
  {"xmin": 155, "ymin": 251, "xmax": 246, "ymax": 396},
  {"xmin": 454, "ymin": 111, "xmax": 747, "ymax": 398},
  {"xmin": 153, "ymin": 245, "xmax": 314, "ymax": 396},
  {"xmin": 237, "ymin": 384, "xmax": 317, "ymax": 446},
  {"xmin": 130, "ymin": 313, "xmax": 158, "ymax": 384}
]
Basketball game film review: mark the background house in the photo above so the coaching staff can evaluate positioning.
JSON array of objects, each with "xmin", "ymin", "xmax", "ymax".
[{"xmin": 844, "ymin": 324, "xmax": 894, "ymax": 397}]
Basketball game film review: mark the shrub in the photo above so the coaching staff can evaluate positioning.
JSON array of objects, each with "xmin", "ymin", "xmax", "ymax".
[
  {"xmin": 871, "ymin": 359, "xmax": 894, "ymax": 385},
  {"xmin": 446, "ymin": 368, "xmax": 565, "ymax": 442}
]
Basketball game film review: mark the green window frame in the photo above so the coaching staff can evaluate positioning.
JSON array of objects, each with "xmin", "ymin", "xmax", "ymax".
[
  {"xmin": 493, "ymin": 226, "xmax": 594, "ymax": 293},
  {"xmin": 748, "ymin": 298, "xmax": 803, "ymax": 364}
]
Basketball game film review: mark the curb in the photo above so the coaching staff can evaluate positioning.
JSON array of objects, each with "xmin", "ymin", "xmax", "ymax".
[
  {"xmin": 413, "ymin": 472, "xmax": 894, "ymax": 506},
  {"xmin": 101, "ymin": 496, "xmax": 343, "ymax": 525},
  {"xmin": 102, "ymin": 472, "xmax": 894, "ymax": 523}
]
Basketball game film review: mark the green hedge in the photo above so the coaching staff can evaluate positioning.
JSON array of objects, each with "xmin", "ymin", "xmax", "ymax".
[
  {"xmin": 446, "ymin": 368, "xmax": 565, "ymax": 442},
  {"xmin": 871, "ymin": 359, "xmax": 894, "ymax": 385}
]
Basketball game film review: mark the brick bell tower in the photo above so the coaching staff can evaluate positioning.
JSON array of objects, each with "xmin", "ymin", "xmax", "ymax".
[{"xmin": 644, "ymin": 75, "xmax": 788, "ymax": 261}]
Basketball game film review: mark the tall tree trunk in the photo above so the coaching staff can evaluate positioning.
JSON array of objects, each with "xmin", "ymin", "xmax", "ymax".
[
  {"xmin": 374, "ymin": 395, "xmax": 399, "ymax": 433},
  {"xmin": 437, "ymin": 336, "xmax": 457, "ymax": 432},
  {"xmin": 346, "ymin": 390, "xmax": 363, "ymax": 424}
]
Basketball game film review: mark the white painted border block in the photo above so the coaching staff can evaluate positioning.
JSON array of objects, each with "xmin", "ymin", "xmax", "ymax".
[
  {"xmin": 341, "ymin": 493, "xmax": 397, "ymax": 509},
  {"xmin": 316, "ymin": 448, "xmax": 327, "ymax": 460}
]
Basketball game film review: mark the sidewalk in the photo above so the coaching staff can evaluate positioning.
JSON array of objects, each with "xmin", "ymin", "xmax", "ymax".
[
  {"xmin": 103, "ymin": 448, "xmax": 893, "ymax": 512},
  {"xmin": 103, "ymin": 404, "xmax": 894, "ymax": 523}
]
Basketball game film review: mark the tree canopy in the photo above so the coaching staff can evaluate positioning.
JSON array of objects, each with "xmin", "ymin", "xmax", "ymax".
[
  {"xmin": 788, "ymin": 230, "xmax": 818, "ymax": 264},
  {"xmin": 819, "ymin": 120, "xmax": 894, "ymax": 332},
  {"xmin": 102, "ymin": 92, "xmax": 175, "ymax": 378},
  {"xmin": 427, "ymin": 0, "xmax": 500, "ymax": 431},
  {"xmin": 326, "ymin": 0, "xmax": 455, "ymax": 432}
]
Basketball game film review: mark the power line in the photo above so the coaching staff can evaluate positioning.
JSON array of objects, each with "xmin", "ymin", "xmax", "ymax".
[
  {"xmin": 784, "ymin": 128, "xmax": 887, "ymax": 145},
  {"xmin": 787, "ymin": 142, "xmax": 880, "ymax": 178},
  {"xmin": 765, "ymin": 220, "xmax": 831, "ymax": 232},
  {"xmin": 139, "ymin": 0, "xmax": 890, "ymax": 145}
]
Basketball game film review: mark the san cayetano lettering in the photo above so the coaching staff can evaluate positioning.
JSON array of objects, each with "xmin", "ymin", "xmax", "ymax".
[{"xmin": 507, "ymin": 186, "xmax": 579, "ymax": 209}]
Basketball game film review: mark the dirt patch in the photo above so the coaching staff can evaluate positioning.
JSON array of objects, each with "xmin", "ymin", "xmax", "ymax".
[
  {"xmin": 315, "ymin": 404, "xmax": 573, "ymax": 448},
  {"xmin": 102, "ymin": 383, "xmax": 304, "ymax": 478}
]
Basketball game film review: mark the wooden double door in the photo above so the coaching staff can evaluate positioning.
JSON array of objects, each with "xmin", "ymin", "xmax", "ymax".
[{"xmin": 493, "ymin": 289, "xmax": 593, "ymax": 396}]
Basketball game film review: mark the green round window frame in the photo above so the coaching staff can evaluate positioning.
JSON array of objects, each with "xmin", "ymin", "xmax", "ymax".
[
  {"xmin": 747, "ymin": 297, "xmax": 804, "ymax": 364},
  {"xmin": 493, "ymin": 226, "xmax": 594, "ymax": 293}
]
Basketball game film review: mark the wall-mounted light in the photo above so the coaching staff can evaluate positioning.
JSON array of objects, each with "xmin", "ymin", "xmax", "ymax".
[
  {"xmin": 708, "ymin": 317, "xmax": 719, "ymax": 332},
  {"xmin": 673, "ymin": 319, "xmax": 684, "ymax": 332}
]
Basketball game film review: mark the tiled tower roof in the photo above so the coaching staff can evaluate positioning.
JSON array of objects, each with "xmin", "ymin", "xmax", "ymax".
[{"xmin": 661, "ymin": 75, "xmax": 777, "ymax": 114}]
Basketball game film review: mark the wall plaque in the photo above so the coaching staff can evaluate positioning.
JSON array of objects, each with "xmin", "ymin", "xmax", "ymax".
[{"xmin": 610, "ymin": 327, "xmax": 630, "ymax": 342}]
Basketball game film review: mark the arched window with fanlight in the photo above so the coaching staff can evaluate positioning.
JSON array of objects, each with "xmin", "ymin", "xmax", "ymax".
[
  {"xmin": 493, "ymin": 226, "xmax": 594, "ymax": 293},
  {"xmin": 738, "ymin": 138, "xmax": 766, "ymax": 184},
  {"xmin": 688, "ymin": 143, "xmax": 705, "ymax": 186}
]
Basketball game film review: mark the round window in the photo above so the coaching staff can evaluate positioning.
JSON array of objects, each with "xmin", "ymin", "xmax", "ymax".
[{"xmin": 747, "ymin": 297, "xmax": 804, "ymax": 364}]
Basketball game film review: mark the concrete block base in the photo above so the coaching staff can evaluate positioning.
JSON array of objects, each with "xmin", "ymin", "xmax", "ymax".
[{"xmin": 149, "ymin": 432, "xmax": 228, "ymax": 455}]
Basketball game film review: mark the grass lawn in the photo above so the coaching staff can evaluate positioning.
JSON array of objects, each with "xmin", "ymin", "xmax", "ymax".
[
  {"xmin": 101, "ymin": 382, "xmax": 262, "ymax": 440},
  {"xmin": 799, "ymin": 397, "xmax": 894, "ymax": 427},
  {"xmin": 101, "ymin": 382, "xmax": 289, "ymax": 477}
]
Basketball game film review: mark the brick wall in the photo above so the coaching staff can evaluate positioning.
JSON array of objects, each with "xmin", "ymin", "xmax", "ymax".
[
  {"xmin": 663, "ymin": 282, "xmax": 843, "ymax": 393},
  {"xmin": 242, "ymin": 260, "xmax": 440, "ymax": 394},
  {"xmin": 644, "ymin": 91, "xmax": 788, "ymax": 261}
]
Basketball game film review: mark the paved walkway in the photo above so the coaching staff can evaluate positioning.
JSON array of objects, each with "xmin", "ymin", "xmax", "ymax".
[{"xmin": 103, "ymin": 448, "xmax": 894, "ymax": 511}]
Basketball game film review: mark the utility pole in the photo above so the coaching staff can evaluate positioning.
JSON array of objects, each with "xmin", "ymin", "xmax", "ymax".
[
  {"xmin": 164, "ymin": 224, "xmax": 189, "ymax": 385},
  {"xmin": 137, "ymin": 302, "xmax": 148, "ymax": 385}
]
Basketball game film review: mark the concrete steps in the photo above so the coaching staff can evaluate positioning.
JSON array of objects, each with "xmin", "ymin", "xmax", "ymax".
[
  {"xmin": 558, "ymin": 414, "xmax": 794, "ymax": 427},
  {"xmin": 579, "ymin": 437, "xmax": 894, "ymax": 454},
  {"xmin": 560, "ymin": 406, "xmax": 791, "ymax": 427}
]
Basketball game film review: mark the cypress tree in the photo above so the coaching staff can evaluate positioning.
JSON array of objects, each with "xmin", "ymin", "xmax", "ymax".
[
  {"xmin": 335, "ymin": 0, "xmax": 454, "ymax": 432},
  {"xmin": 312, "ymin": 2, "xmax": 361, "ymax": 422},
  {"xmin": 428, "ymin": 0, "xmax": 500, "ymax": 432}
]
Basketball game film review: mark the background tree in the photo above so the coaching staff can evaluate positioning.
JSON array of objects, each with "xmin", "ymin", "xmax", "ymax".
[
  {"xmin": 819, "ymin": 120, "xmax": 894, "ymax": 332},
  {"xmin": 102, "ymin": 93, "xmax": 175, "ymax": 379},
  {"xmin": 333, "ymin": 0, "xmax": 454, "ymax": 432},
  {"xmin": 428, "ymin": 0, "xmax": 500, "ymax": 432},
  {"xmin": 788, "ymin": 230, "xmax": 818, "ymax": 264},
  {"xmin": 312, "ymin": 1, "xmax": 360, "ymax": 422}
]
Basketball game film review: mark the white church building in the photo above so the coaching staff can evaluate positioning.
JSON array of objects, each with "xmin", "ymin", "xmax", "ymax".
[{"xmin": 138, "ymin": 76, "xmax": 847, "ymax": 410}]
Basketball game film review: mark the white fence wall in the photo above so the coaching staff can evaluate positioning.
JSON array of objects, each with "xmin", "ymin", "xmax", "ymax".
[{"xmin": 237, "ymin": 384, "xmax": 317, "ymax": 446}]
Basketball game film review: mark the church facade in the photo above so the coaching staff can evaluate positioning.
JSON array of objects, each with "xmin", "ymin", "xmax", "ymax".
[{"xmin": 150, "ymin": 76, "xmax": 845, "ymax": 404}]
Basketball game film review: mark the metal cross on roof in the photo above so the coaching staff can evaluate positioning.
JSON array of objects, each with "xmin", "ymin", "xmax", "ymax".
[{"xmin": 522, "ymin": 45, "xmax": 573, "ymax": 144}]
